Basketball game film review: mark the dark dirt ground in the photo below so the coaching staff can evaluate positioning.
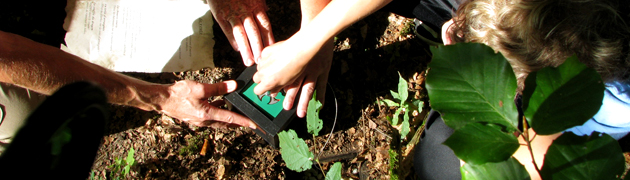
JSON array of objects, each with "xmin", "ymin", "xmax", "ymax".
[
  {"xmin": 89, "ymin": 1, "xmax": 431, "ymax": 179},
  {"xmin": 5, "ymin": 0, "xmax": 630, "ymax": 179}
]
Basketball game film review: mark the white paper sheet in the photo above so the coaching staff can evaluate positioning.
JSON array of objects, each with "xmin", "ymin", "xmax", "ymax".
[{"xmin": 62, "ymin": 0, "xmax": 215, "ymax": 72}]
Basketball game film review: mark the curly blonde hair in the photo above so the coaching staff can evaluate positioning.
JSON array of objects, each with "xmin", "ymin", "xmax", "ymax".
[{"xmin": 450, "ymin": 0, "xmax": 630, "ymax": 89}]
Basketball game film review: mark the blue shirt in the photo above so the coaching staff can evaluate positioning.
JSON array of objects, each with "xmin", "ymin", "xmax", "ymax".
[{"xmin": 565, "ymin": 81, "xmax": 630, "ymax": 140}]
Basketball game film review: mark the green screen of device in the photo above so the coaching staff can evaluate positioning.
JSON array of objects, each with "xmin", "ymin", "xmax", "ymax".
[{"xmin": 241, "ymin": 82, "xmax": 284, "ymax": 118}]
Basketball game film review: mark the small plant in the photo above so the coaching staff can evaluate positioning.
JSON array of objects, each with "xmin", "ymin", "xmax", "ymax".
[
  {"xmin": 278, "ymin": 92, "xmax": 342, "ymax": 180},
  {"xmin": 388, "ymin": 149, "xmax": 400, "ymax": 180},
  {"xmin": 400, "ymin": 20, "xmax": 415, "ymax": 36},
  {"xmin": 179, "ymin": 131, "xmax": 208, "ymax": 156},
  {"xmin": 426, "ymin": 43, "xmax": 624, "ymax": 179},
  {"xmin": 380, "ymin": 72, "xmax": 424, "ymax": 140},
  {"xmin": 107, "ymin": 147, "xmax": 136, "ymax": 180}
]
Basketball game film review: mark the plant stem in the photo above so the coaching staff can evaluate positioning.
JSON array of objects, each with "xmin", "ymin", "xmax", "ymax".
[
  {"xmin": 316, "ymin": 159, "xmax": 326, "ymax": 177},
  {"xmin": 521, "ymin": 116, "xmax": 542, "ymax": 177}
]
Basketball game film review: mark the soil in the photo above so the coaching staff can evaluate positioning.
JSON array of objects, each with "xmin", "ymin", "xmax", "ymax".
[
  {"xmin": 8, "ymin": 0, "xmax": 628, "ymax": 179},
  {"xmin": 89, "ymin": 0, "xmax": 432, "ymax": 179}
]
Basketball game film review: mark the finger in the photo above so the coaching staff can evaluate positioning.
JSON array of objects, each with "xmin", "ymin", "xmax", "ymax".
[
  {"xmin": 253, "ymin": 78, "xmax": 284, "ymax": 95},
  {"xmin": 255, "ymin": 11, "xmax": 275, "ymax": 46},
  {"xmin": 255, "ymin": 40, "xmax": 274, "ymax": 65},
  {"xmin": 242, "ymin": 15, "xmax": 264, "ymax": 61},
  {"xmin": 283, "ymin": 76, "xmax": 305, "ymax": 110},
  {"xmin": 202, "ymin": 80, "xmax": 237, "ymax": 97},
  {"xmin": 208, "ymin": 122, "xmax": 242, "ymax": 129},
  {"xmin": 297, "ymin": 76, "xmax": 317, "ymax": 118},
  {"xmin": 216, "ymin": 19, "xmax": 239, "ymax": 51},
  {"xmin": 253, "ymin": 71, "xmax": 262, "ymax": 84},
  {"xmin": 229, "ymin": 18, "xmax": 255, "ymax": 66},
  {"xmin": 208, "ymin": 106, "xmax": 257, "ymax": 129}
]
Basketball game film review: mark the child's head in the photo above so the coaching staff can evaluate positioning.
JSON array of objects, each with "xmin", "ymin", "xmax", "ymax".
[{"xmin": 445, "ymin": 0, "xmax": 630, "ymax": 89}]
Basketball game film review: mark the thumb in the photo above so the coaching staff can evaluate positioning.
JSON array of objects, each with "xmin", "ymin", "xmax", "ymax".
[{"xmin": 203, "ymin": 80, "xmax": 238, "ymax": 97}]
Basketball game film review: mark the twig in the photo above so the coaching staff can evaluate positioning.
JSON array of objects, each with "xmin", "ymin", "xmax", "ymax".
[
  {"xmin": 200, "ymin": 139, "xmax": 209, "ymax": 156},
  {"xmin": 373, "ymin": 128, "xmax": 393, "ymax": 139},
  {"xmin": 522, "ymin": 116, "xmax": 542, "ymax": 176}
]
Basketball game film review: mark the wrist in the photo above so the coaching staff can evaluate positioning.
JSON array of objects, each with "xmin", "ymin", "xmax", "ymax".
[{"xmin": 121, "ymin": 80, "xmax": 169, "ymax": 112}]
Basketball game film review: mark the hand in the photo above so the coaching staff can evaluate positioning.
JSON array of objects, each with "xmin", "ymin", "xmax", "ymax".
[
  {"xmin": 207, "ymin": 0, "xmax": 275, "ymax": 66},
  {"xmin": 158, "ymin": 80, "xmax": 256, "ymax": 129},
  {"xmin": 253, "ymin": 37, "xmax": 333, "ymax": 118}
]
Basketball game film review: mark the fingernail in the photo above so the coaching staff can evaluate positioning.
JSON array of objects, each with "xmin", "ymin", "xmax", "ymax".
[
  {"xmin": 225, "ymin": 81, "xmax": 237, "ymax": 92},
  {"xmin": 249, "ymin": 124, "xmax": 257, "ymax": 129}
]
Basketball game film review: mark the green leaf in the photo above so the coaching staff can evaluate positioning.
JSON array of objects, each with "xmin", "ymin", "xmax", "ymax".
[
  {"xmin": 381, "ymin": 99, "xmax": 400, "ymax": 107},
  {"xmin": 123, "ymin": 147, "xmax": 135, "ymax": 176},
  {"xmin": 461, "ymin": 157, "xmax": 530, "ymax": 180},
  {"xmin": 392, "ymin": 108, "xmax": 403, "ymax": 125},
  {"xmin": 426, "ymin": 43, "xmax": 519, "ymax": 130},
  {"xmin": 306, "ymin": 92, "xmax": 323, "ymax": 136},
  {"xmin": 397, "ymin": 72, "xmax": 409, "ymax": 103},
  {"xmin": 412, "ymin": 99, "xmax": 424, "ymax": 112},
  {"xmin": 443, "ymin": 123, "xmax": 519, "ymax": 165},
  {"xmin": 390, "ymin": 90, "xmax": 400, "ymax": 101},
  {"xmin": 541, "ymin": 132, "xmax": 624, "ymax": 180},
  {"xmin": 325, "ymin": 162, "xmax": 343, "ymax": 180},
  {"xmin": 278, "ymin": 130, "xmax": 314, "ymax": 172},
  {"xmin": 123, "ymin": 165, "xmax": 130, "ymax": 177},
  {"xmin": 400, "ymin": 114, "xmax": 410, "ymax": 139},
  {"xmin": 522, "ymin": 56, "xmax": 605, "ymax": 135},
  {"xmin": 126, "ymin": 147, "xmax": 135, "ymax": 166}
]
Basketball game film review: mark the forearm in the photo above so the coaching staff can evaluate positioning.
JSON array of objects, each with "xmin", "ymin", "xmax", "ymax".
[
  {"xmin": 300, "ymin": 0, "xmax": 332, "ymax": 27},
  {"xmin": 0, "ymin": 31, "xmax": 166, "ymax": 111},
  {"xmin": 297, "ymin": 0, "xmax": 392, "ymax": 48}
]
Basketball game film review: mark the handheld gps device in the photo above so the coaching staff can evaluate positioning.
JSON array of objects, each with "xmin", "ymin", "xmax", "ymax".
[{"xmin": 224, "ymin": 65, "xmax": 299, "ymax": 149}]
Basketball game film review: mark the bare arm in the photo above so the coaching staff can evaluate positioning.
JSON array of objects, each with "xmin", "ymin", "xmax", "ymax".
[{"xmin": 0, "ymin": 31, "xmax": 255, "ymax": 128}]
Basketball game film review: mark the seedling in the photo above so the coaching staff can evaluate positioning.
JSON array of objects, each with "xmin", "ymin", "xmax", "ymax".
[
  {"xmin": 278, "ymin": 92, "xmax": 342, "ymax": 179},
  {"xmin": 379, "ymin": 72, "xmax": 423, "ymax": 140},
  {"xmin": 106, "ymin": 147, "xmax": 136, "ymax": 180}
]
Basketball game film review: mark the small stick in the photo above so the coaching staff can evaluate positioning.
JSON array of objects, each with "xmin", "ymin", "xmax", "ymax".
[{"xmin": 200, "ymin": 139, "xmax": 209, "ymax": 156}]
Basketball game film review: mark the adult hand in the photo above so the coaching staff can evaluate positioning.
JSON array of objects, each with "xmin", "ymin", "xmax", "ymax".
[
  {"xmin": 207, "ymin": 0, "xmax": 275, "ymax": 66},
  {"xmin": 158, "ymin": 80, "xmax": 256, "ymax": 129},
  {"xmin": 253, "ymin": 37, "xmax": 333, "ymax": 118}
]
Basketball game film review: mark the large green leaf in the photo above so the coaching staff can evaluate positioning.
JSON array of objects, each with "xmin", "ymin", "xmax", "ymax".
[
  {"xmin": 522, "ymin": 56, "xmax": 604, "ymax": 135},
  {"xmin": 325, "ymin": 162, "xmax": 342, "ymax": 180},
  {"xmin": 306, "ymin": 92, "xmax": 323, "ymax": 136},
  {"xmin": 541, "ymin": 132, "xmax": 624, "ymax": 180},
  {"xmin": 461, "ymin": 157, "xmax": 530, "ymax": 180},
  {"xmin": 427, "ymin": 43, "xmax": 518, "ymax": 130},
  {"xmin": 443, "ymin": 123, "xmax": 520, "ymax": 165},
  {"xmin": 278, "ymin": 130, "xmax": 314, "ymax": 172}
]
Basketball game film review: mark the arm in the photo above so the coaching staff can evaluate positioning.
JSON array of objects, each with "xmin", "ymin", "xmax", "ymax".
[
  {"xmin": 276, "ymin": 0, "xmax": 333, "ymax": 118},
  {"xmin": 253, "ymin": 0, "xmax": 392, "ymax": 117},
  {"xmin": 0, "ymin": 31, "xmax": 256, "ymax": 128}
]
